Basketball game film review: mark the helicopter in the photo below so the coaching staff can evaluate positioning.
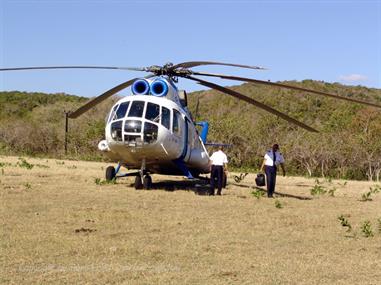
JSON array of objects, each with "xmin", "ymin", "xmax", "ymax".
[{"xmin": 2, "ymin": 61, "xmax": 381, "ymax": 189}]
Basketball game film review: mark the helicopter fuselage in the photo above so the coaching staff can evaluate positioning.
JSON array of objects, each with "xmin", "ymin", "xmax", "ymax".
[{"xmin": 98, "ymin": 77, "xmax": 210, "ymax": 177}]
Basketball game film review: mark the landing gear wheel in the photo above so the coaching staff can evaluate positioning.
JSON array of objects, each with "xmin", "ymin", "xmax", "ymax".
[
  {"xmin": 143, "ymin": 175, "xmax": 152, "ymax": 190},
  {"xmin": 105, "ymin": 166, "xmax": 116, "ymax": 181},
  {"xmin": 134, "ymin": 176, "xmax": 143, "ymax": 190}
]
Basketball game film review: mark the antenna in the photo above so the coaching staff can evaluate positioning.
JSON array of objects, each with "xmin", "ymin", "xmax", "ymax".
[{"xmin": 194, "ymin": 97, "xmax": 200, "ymax": 122}]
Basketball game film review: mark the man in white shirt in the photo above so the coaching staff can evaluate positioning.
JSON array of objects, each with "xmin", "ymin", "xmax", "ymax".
[
  {"xmin": 260, "ymin": 143, "xmax": 286, "ymax": 198},
  {"xmin": 209, "ymin": 146, "xmax": 228, "ymax": 196}
]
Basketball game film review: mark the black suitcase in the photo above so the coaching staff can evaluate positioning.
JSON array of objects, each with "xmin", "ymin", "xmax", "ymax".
[{"xmin": 255, "ymin": 173, "xmax": 266, "ymax": 186}]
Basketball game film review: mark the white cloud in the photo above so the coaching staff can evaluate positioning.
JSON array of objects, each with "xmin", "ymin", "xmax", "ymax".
[{"xmin": 339, "ymin": 74, "xmax": 368, "ymax": 82}]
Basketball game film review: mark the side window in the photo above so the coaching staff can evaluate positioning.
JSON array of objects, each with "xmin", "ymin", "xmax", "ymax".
[
  {"xmin": 115, "ymin": 102, "xmax": 130, "ymax": 119},
  {"xmin": 145, "ymin": 102, "xmax": 160, "ymax": 122},
  {"xmin": 128, "ymin": 101, "xmax": 145, "ymax": 118},
  {"xmin": 172, "ymin": 109, "xmax": 182, "ymax": 136},
  {"xmin": 161, "ymin": 106, "xmax": 170, "ymax": 129}
]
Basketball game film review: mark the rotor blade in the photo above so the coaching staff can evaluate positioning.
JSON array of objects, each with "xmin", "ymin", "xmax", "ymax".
[
  {"xmin": 172, "ymin": 61, "xmax": 266, "ymax": 70},
  {"xmin": 0, "ymin": 66, "xmax": 145, "ymax": 72},
  {"xmin": 186, "ymin": 75, "xmax": 318, "ymax": 133},
  {"xmin": 191, "ymin": 71, "xmax": 381, "ymax": 109},
  {"xmin": 68, "ymin": 75, "xmax": 153, "ymax": 119}
]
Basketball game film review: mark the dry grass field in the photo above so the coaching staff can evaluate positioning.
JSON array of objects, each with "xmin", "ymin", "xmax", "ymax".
[{"xmin": 1, "ymin": 155, "xmax": 381, "ymax": 284}]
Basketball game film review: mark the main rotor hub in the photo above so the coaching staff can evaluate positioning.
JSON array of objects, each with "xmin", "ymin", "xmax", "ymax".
[{"xmin": 146, "ymin": 63, "xmax": 192, "ymax": 80}]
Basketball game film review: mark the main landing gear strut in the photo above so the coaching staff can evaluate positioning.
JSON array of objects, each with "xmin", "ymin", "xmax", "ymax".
[{"xmin": 105, "ymin": 160, "xmax": 153, "ymax": 190}]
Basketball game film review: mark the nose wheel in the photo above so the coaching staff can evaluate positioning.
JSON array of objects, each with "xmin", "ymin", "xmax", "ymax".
[
  {"xmin": 134, "ymin": 174, "xmax": 152, "ymax": 190},
  {"xmin": 105, "ymin": 166, "xmax": 116, "ymax": 181},
  {"xmin": 104, "ymin": 163, "xmax": 152, "ymax": 190}
]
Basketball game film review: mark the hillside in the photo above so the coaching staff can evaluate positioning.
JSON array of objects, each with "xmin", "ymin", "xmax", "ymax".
[{"xmin": 1, "ymin": 80, "xmax": 381, "ymax": 180}]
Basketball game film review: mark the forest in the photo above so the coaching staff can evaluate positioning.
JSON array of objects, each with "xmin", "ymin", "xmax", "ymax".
[{"xmin": 1, "ymin": 80, "xmax": 381, "ymax": 180}]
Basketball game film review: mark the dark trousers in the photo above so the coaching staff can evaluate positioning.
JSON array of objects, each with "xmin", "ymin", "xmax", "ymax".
[
  {"xmin": 265, "ymin": 166, "xmax": 277, "ymax": 197},
  {"xmin": 210, "ymin": 165, "xmax": 223, "ymax": 195}
]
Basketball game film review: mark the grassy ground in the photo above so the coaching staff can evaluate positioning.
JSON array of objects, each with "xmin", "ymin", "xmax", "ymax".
[{"xmin": 1, "ymin": 155, "xmax": 381, "ymax": 284}]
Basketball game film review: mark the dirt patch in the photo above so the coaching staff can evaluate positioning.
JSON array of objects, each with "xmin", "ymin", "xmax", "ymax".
[{"xmin": 74, "ymin": 227, "xmax": 97, "ymax": 234}]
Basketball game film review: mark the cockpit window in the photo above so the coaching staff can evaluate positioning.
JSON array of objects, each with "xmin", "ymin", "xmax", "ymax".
[
  {"xmin": 124, "ymin": 120, "xmax": 142, "ymax": 133},
  {"xmin": 161, "ymin": 106, "xmax": 170, "ymax": 129},
  {"xmin": 144, "ymin": 122, "xmax": 158, "ymax": 144},
  {"xmin": 110, "ymin": 121, "xmax": 123, "ymax": 141},
  {"xmin": 115, "ymin": 102, "xmax": 130, "ymax": 119},
  {"xmin": 128, "ymin": 101, "xmax": 145, "ymax": 118},
  {"xmin": 145, "ymin": 102, "xmax": 160, "ymax": 122}
]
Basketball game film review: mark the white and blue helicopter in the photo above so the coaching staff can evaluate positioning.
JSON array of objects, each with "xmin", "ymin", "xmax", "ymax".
[{"xmin": 2, "ymin": 61, "xmax": 381, "ymax": 189}]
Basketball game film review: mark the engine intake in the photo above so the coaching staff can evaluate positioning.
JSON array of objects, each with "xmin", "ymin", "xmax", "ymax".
[
  {"xmin": 150, "ymin": 79, "xmax": 168, "ymax": 97},
  {"xmin": 131, "ymin": 79, "xmax": 150, "ymax": 95}
]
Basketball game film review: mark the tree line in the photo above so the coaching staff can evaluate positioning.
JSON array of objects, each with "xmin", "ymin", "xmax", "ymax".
[{"xmin": 1, "ymin": 80, "xmax": 381, "ymax": 180}]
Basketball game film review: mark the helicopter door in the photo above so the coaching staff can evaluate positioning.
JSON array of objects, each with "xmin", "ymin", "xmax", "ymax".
[
  {"xmin": 178, "ymin": 115, "xmax": 190, "ymax": 162},
  {"xmin": 183, "ymin": 118, "xmax": 192, "ymax": 163}
]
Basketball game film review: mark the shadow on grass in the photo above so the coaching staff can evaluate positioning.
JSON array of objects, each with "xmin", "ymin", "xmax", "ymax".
[
  {"xmin": 154, "ymin": 179, "xmax": 211, "ymax": 195},
  {"xmin": 231, "ymin": 183, "xmax": 312, "ymax": 200},
  {"xmin": 125, "ymin": 178, "xmax": 312, "ymax": 199},
  {"xmin": 127, "ymin": 178, "xmax": 211, "ymax": 195}
]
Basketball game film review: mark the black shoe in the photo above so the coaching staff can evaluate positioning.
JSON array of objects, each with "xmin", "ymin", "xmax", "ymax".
[{"xmin": 216, "ymin": 192, "xmax": 221, "ymax": 196}]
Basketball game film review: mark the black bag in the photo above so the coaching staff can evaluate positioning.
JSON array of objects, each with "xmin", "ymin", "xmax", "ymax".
[{"xmin": 255, "ymin": 173, "xmax": 266, "ymax": 186}]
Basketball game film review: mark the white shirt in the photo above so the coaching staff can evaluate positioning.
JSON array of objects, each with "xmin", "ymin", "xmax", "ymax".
[
  {"xmin": 264, "ymin": 150, "xmax": 285, "ymax": 167},
  {"xmin": 210, "ymin": 150, "xmax": 228, "ymax": 166}
]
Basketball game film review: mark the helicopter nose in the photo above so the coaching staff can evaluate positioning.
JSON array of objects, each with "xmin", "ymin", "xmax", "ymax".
[
  {"xmin": 150, "ymin": 79, "xmax": 168, "ymax": 97},
  {"xmin": 131, "ymin": 79, "xmax": 150, "ymax": 95}
]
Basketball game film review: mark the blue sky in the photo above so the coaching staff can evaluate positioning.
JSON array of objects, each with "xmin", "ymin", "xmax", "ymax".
[{"xmin": 1, "ymin": 0, "xmax": 380, "ymax": 97}]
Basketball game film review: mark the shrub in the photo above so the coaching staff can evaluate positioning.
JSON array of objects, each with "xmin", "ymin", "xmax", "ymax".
[
  {"xmin": 361, "ymin": 221, "xmax": 374, "ymax": 237},
  {"xmin": 310, "ymin": 185, "xmax": 326, "ymax": 196}
]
